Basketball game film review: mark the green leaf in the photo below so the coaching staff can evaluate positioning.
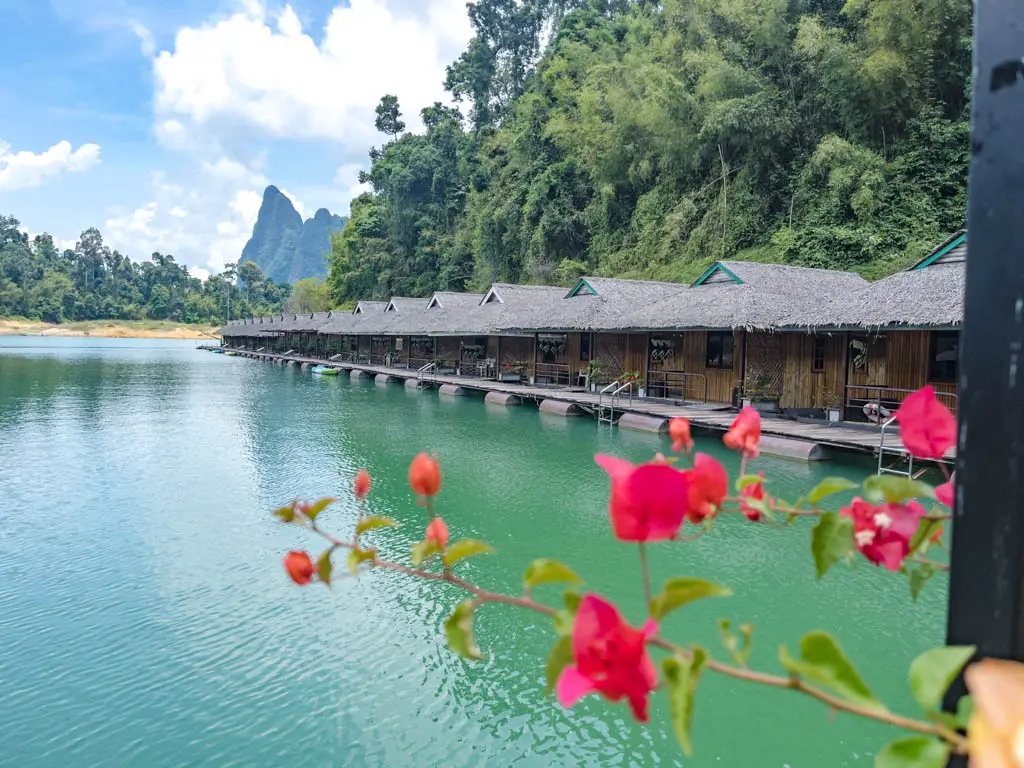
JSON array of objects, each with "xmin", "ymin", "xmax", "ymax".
[
  {"xmin": 346, "ymin": 547, "xmax": 376, "ymax": 575},
  {"xmin": 863, "ymin": 476, "xmax": 935, "ymax": 504},
  {"xmin": 810, "ymin": 512, "xmax": 855, "ymax": 579},
  {"xmin": 875, "ymin": 736, "xmax": 949, "ymax": 768},
  {"xmin": 908, "ymin": 518, "xmax": 940, "ymax": 557},
  {"xmin": 317, "ymin": 550, "xmax": 333, "ymax": 585},
  {"xmin": 554, "ymin": 590, "xmax": 581, "ymax": 637},
  {"xmin": 442, "ymin": 539, "xmax": 495, "ymax": 568},
  {"xmin": 909, "ymin": 562, "xmax": 937, "ymax": 600},
  {"xmin": 738, "ymin": 624, "xmax": 754, "ymax": 665},
  {"xmin": 524, "ymin": 559, "xmax": 582, "ymax": 593},
  {"xmin": 445, "ymin": 599, "xmax": 484, "ymax": 660},
  {"xmin": 779, "ymin": 631, "xmax": 886, "ymax": 713},
  {"xmin": 808, "ymin": 477, "xmax": 857, "ymax": 505},
  {"xmin": 356, "ymin": 515, "xmax": 397, "ymax": 536},
  {"xmin": 272, "ymin": 502, "xmax": 296, "ymax": 523},
  {"xmin": 956, "ymin": 695, "xmax": 974, "ymax": 728},
  {"xmin": 303, "ymin": 496, "xmax": 336, "ymax": 521},
  {"xmin": 410, "ymin": 539, "xmax": 440, "ymax": 567},
  {"xmin": 909, "ymin": 646, "xmax": 976, "ymax": 712},
  {"xmin": 545, "ymin": 636, "xmax": 573, "ymax": 695},
  {"xmin": 735, "ymin": 474, "xmax": 764, "ymax": 491},
  {"xmin": 649, "ymin": 578, "xmax": 732, "ymax": 621},
  {"xmin": 663, "ymin": 648, "xmax": 707, "ymax": 756}
]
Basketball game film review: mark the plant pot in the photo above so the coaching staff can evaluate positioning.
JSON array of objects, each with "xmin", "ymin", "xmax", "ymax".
[
  {"xmin": 741, "ymin": 398, "xmax": 752, "ymax": 408},
  {"xmin": 751, "ymin": 398, "xmax": 780, "ymax": 414},
  {"xmin": 827, "ymin": 407, "xmax": 841, "ymax": 423},
  {"xmin": 638, "ymin": 387, "xmax": 646, "ymax": 399}
]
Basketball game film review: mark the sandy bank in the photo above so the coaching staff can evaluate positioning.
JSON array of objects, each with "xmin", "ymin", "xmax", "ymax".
[{"xmin": 0, "ymin": 319, "xmax": 219, "ymax": 339}]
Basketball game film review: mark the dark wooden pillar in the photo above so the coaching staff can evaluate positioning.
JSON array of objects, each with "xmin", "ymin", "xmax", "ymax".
[{"xmin": 944, "ymin": 0, "xmax": 1024, "ymax": 760}]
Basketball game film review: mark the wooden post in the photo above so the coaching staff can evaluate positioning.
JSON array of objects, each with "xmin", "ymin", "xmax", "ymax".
[
  {"xmin": 532, "ymin": 333, "xmax": 538, "ymax": 385},
  {"xmin": 944, "ymin": 0, "xmax": 1024, "ymax": 760}
]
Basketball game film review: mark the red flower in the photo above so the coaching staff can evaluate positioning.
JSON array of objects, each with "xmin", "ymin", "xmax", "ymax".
[
  {"xmin": 595, "ymin": 455, "xmax": 690, "ymax": 542},
  {"xmin": 723, "ymin": 406, "xmax": 761, "ymax": 458},
  {"xmin": 684, "ymin": 453, "xmax": 728, "ymax": 523},
  {"xmin": 426, "ymin": 517, "xmax": 449, "ymax": 550},
  {"xmin": 284, "ymin": 551, "xmax": 315, "ymax": 585},
  {"xmin": 739, "ymin": 472, "xmax": 771, "ymax": 522},
  {"xmin": 841, "ymin": 497, "xmax": 926, "ymax": 571},
  {"xmin": 669, "ymin": 417, "xmax": 694, "ymax": 453},
  {"xmin": 895, "ymin": 386, "xmax": 957, "ymax": 460},
  {"xmin": 935, "ymin": 472, "xmax": 954, "ymax": 508},
  {"xmin": 409, "ymin": 453, "xmax": 442, "ymax": 497},
  {"xmin": 556, "ymin": 594, "xmax": 658, "ymax": 722},
  {"xmin": 354, "ymin": 468, "xmax": 371, "ymax": 500}
]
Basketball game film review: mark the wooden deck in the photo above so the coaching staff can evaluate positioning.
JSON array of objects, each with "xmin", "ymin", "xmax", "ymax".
[{"xmin": 233, "ymin": 349, "xmax": 954, "ymax": 463}]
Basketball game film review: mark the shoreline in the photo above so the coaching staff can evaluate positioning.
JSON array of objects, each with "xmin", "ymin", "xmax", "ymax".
[{"xmin": 0, "ymin": 319, "xmax": 220, "ymax": 340}]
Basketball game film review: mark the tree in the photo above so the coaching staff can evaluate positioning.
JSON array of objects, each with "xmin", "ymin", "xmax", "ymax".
[{"xmin": 374, "ymin": 95, "xmax": 405, "ymax": 140}]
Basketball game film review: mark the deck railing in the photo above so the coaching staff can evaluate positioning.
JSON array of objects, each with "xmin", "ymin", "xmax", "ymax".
[
  {"xmin": 417, "ymin": 361, "xmax": 437, "ymax": 386},
  {"xmin": 646, "ymin": 370, "xmax": 708, "ymax": 403},
  {"xmin": 459, "ymin": 358, "xmax": 497, "ymax": 380},
  {"xmin": 534, "ymin": 362, "xmax": 572, "ymax": 388},
  {"xmin": 407, "ymin": 357, "xmax": 432, "ymax": 371},
  {"xmin": 844, "ymin": 385, "xmax": 958, "ymax": 425}
]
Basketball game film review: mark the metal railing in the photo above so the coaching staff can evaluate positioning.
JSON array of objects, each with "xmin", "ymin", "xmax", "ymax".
[
  {"xmin": 646, "ymin": 370, "xmax": 708, "ymax": 403},
  {"xmin": 407, "ymin": 357, "xmax": 432, "ymax": 371},
  {"xmin": 417, "ymin": 361, "xmax": 437, "ymax": 386},
  {"xmin": 598, "ymin": 380, "xmax": 634, "ymax": 425},
  {"xmin": 534, "ymin": 362, "xmax": 572, "ymax": 387},
  {"xmin": 845, "ymin": 385, "xmax": 958, "ymax": 425}
]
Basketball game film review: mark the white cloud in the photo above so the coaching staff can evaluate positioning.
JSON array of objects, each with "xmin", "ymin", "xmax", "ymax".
[
  {"xmin": 152, "ymin": 0, "xmax": 472, "ymax": 148},
  {"xmin": 132, "ymin": 21, "xmax": 157, "ymax": 58},
  {"xmin": 169, "ymin": 205, "xmax": 188, "ymax": 218},
  {"xmin": 0, "ymin": 139, "xmax": 102, "ymax": 191}
]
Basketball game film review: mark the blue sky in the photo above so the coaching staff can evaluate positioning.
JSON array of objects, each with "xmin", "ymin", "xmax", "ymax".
[{"xmin": 0, "ymin": 0, "xmax": 471, "ymax": 278}]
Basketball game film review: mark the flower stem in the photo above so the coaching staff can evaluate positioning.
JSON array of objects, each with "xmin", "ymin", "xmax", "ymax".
[{"xmin": 639, "ymin": 543, "xmax": 652, "ymax": 610}]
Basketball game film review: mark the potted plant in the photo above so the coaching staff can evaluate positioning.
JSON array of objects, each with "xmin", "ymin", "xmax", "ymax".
[
  {"xmin": 743, "ymin": 374, "xmax": 781, "ymax": 413},
  {"xmin": 585, "ymin": 359, "xmax": 603, "ymax": 391},
  {"xmin": 824, "ymin": 389, "xmax": 842, "ymax": 423}
]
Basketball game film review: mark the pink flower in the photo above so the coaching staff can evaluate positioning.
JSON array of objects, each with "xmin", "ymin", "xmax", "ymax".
[
  {"xmin": 895, "ymin": 386, "xmax": 957, "ymax": 460},
  {"xmin": 595, "ymin": 455, "xmax": 690, "ymax": 542},
  {"xmin": 284, "ymin": 551, "xmax": 314, "ymax": 585},
  {"xmin": 556, "ymin": 594, "xmax": 658, "ymax": 722},
  {"xmin": 426, "ymin": 517, "xmax": 449, "ymax": 550},
  {"xmin": 841, "ymin": 497, "xmax": 926, "ymax": 571},
  {"xmin": 354, "ymin": 468, "xmax": 371, "ymax": 500},
  {"xmin": 684, "ymin": 453, "xmax": 727, "ymax": 523},
  {"xmin": 669, "ymin": 418, "xmax": 694, "ymax": 453},
  {"xmin": 936, "ymin": 473, "xmax": 955, "ymax": 508},
  {"xmin": 739, "ymin": 472, "xmax": 771, "ymax": 522},
  {"xmin": 723, "ymin": 406, "xmax": 761, "ymax": 458},
  {"xmin": 409, "ymin": 453, "xmax": 442, "ymax": 497}
]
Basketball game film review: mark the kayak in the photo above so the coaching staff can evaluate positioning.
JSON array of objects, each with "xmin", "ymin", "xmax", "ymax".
[
  {"xmin": 311, "ymin": 365, "xmax": 339, "ymax": 376},
  {"xmin": 211, "ymin": 348, "xmax": 225, "ymax": 354},
  {"xmin": 224, "ymin": 350, "xmax": 238, "ymax": 357}
]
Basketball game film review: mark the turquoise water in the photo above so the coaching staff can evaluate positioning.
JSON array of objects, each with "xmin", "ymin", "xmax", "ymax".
[{"xmin": 0, "ymin": 338, "xmax": 947, "ymax": 767}]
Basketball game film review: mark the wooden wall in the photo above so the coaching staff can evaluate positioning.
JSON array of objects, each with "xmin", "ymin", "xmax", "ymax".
[
  {"xmin": 436, "ymin": 336, "xmax": 460, "ymax": 362},
  {"xmin": 596, "ymin": 333, "xmax": 627, "ymax": 381},
  {"xmin": 679, "ymin": 331, "xmax": 742, "ymax": 404},
  {"xmin": 883, "ymin": 331, "xmax": 958, "ymax": 411},
  {"xmin": 780, "ymin": 333, "xmax": 845, "ymax": 409},
  {"xmin": 498, "ymin": 336, "xmax": 533, "ymax": 377},
  {"xmin": 391, "ymin": 335, "xmax": 410, "ymax": 365},
  {"xmin": 625, "ymin": 333, "xmax": 648, "ymax": 380}
]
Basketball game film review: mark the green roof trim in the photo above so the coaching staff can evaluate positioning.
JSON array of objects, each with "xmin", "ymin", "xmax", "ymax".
[
  {"xmin": 912, "ymin": 232, "xmax": 967, "ymax": 270},
  {"xmin": 692, "ymin": 263, "xmax": 744, "ymax": 286},
  {"xmin": 566, "ymin": 278, "xmax": 598, "ymax": 298}
]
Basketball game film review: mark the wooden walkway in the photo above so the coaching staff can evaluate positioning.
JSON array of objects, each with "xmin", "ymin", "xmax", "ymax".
[{"xmin": 233, "ymin": 350, "xmax": 954, "ymax": 463}]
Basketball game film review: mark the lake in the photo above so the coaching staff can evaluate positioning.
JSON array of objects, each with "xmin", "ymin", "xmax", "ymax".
[{"xmin": 0, "ymin": 337, "xmax": 947, "ymax": 767}]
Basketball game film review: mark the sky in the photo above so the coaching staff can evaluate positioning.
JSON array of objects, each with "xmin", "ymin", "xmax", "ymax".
[{"xmin": 0, "ymin": 0, "xmax": 473, "ymax": 280}]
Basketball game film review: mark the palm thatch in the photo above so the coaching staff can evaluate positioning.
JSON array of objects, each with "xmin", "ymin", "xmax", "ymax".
[{"xmin": 385, "ymin": 297, "xmax": 431, "ymax": 312}]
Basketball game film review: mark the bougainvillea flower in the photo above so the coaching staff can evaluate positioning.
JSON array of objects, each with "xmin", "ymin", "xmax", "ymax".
[
  {"xmin": 841, "ymin": 497, "xmax": 926, "ymax": 571},
  {"xmin": 426, "ymin": 517, "xmax": 449, "ymax": 551},
  {"xmin": 284, "ymin": 551, "xmax": 315, "ymax": 585},
  {"xmin": 935, "ymin": 473, "xmax": 955, "ymax": 508},
  {"xmin": 723, "ymin": 406, "xmax": 761, "ymax": 458},
  {"xmin": 556, "ymin": 594, "xmax": 658, "ymax": 722},
  {"xmin": 895, "ymin": 386, "xmax": 957, "ymax": 460},
  {"xmin": 669, "ymin": 417, "xmax": 694, "ymax": 453},
  {"xmin": 684, "ymin": 453, "xmax": 728, "ymax": 524},
  {"xmin": 354, "ymin": 468, "xmax": 372, "ymax": 500},
  {"xmin": 965, "ymin": 658, "xmax": 1024, "ymax": 768},
  {"xmin": 595, "ymin": 455, "xmax": 690, "ymax": 541},
  {"xmin": 409, "ymin": 453, "xmax": 442, "ymax": 497},
  {"xmin": 739, "ymin": 472, "xmax": 771, "ymax": 522}
]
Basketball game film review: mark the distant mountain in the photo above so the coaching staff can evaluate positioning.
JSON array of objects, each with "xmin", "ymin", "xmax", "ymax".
[{"xmin": 240, "ymin": 186, "xmax": 347, "ymax": 283}]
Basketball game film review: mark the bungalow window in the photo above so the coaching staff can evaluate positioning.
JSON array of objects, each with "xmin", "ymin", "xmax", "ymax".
[
  {"xmin": 706, "ymin": 332, "xmax": 734, "ymax": 370},
  {"xmin": 929, "ymin": 331, "xmax": 959, "ymax": 383},
  {"xmin": 812, "ymin": 335, "xmax": 827, "ymax": 372},
  {"xmin": 580, "ymin": 333, "xmax": 591, "ymax": 362}
]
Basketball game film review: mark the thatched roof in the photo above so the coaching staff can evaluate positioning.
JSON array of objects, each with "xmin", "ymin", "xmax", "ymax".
[
  {"xmin": 385, "ymin": 296, "xmax": 431, "ymax": 312},
  {"xmin": 354, "ymin": 300, "xmax": 388, "ymax": 314},
  {"xmin": 427, "ymin": 291, "xmax": 484, "ymax": 310},
  {"xmin": 778, "ymin": 233, "xmax": 966, "ymax": 329}
]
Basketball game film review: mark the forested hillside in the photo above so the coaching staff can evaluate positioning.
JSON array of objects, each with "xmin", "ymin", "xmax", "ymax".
[
  {"xmin": 0, "ymin": 215, "xmax": 291, "ymax": 324},
  {"xmin": 329, "ymin": 0, "xmax": 971, "ymax": 303}
]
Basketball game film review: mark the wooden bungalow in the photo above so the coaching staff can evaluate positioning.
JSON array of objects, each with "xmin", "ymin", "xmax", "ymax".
[{"xmin": 778, "ymin": 231, "xmax": 965, "ymax": 420}]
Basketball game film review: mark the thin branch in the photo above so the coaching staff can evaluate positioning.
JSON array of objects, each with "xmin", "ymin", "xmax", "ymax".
[
  {"xmin": 639, "ymin": 543, "xmax": 652, "ymax": 609},
  {"xmin": 293, "ymin": 517, "xmax": 967, "ymax": 755},
  {"xmin": 908, "ymin": 556, "xmax": 951, "ymax": 572}
]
